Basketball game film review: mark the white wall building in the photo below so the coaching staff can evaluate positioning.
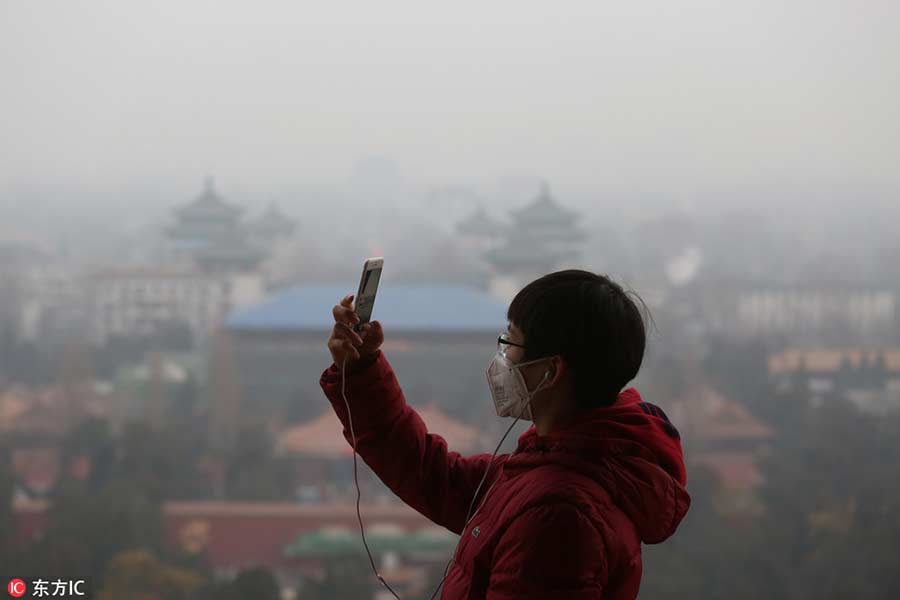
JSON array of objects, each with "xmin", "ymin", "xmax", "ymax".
[
  {"xmin": 735, "ymin": 289, "xmax": 895, "ymax": 338},
  {"xmin": 18, "ymin": 265, "xmax": 91, "ymax": 345},
  {"xmin": 88, "ymin": 267, "xmax": 263, "ymax": 346}
]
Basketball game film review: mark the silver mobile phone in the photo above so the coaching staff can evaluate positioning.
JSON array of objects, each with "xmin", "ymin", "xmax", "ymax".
[{"xmin": 352, "ymin": 257, "xmax": 383, "ymax": 332}]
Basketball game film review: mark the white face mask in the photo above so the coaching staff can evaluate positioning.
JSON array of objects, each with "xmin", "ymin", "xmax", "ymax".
[{"xmin": 485, "ymin": 351, "xmax": 553, "ymax": 421}]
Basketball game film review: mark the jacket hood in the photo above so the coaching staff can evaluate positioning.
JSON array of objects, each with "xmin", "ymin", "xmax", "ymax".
[{"xmin": 506, "ymin": 387, "xmax": 691, "ymax": 544}]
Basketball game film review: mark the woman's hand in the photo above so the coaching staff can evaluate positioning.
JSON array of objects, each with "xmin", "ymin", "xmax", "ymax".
[{"xmin": 328, "ymin": 294, "xmax": 384, "ymax": 368}]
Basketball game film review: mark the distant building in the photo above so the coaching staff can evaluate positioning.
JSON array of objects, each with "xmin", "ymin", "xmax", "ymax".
[
  {"xmin": 87, "ymin": 267, "xmax": 264, "ymax": 346},
  {"xmin": 275, "ymin": 403, "xmax": 480, "ymax": 503},
  {"xmin": 667, "ymin": 382, "xmax": 773, "ymax": 509},
  {"xmin": 480, "ymin": 184, "xmax": 586, "ymax": 302},
  {"xmin": 164, "ymin": 501, "xmax": 434, "ymax": 585},
  {"xmin": 84, "ymin": 177, "xmax": 294, "ymax": 345},
  {"xmin": 249, "ymin": 202, "xmax": 298, "ymax": 243},
  {"xmin": 736, "ymin": 288, "xmax": 895, "ymax": 338},
  {"xmin": 695, "ymin": 284, "xmax": 898, "ymax": 344},
  {"xmin": 224, "ymin": 284, "xmax": 507, "ymax": 426},
  {"xmin": 111, "ymin": 350, "xmax": 204, "ymax": 426},
  {"xmin": 455, "ymin": 204, "xmax": 506, "ymax": 253},
  {"xmin": 12, "ymin": 499, "xmax": 436, "ymax": 589},
  {"xmin": 166, "ymin": 177, "xmax": 268, "ymax": 273},
  {"xmin": 14, "ymin": 263, "xmax": 92, "ymax": 347},
  {"xmin": 768, "ymin": 347, "xmax": 900, "ymax": 413},
  {"xmin": 0, "ymin": 238, "xmax": 44, "ymax": 342},
  {"xmin": 0, "ymin": 380, "xmax": 114, "ymax": 499}
]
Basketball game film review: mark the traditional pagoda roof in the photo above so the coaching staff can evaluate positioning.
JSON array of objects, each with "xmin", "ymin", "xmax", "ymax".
[
  {"xmin": 251, "ymin": 202, "xmax": 297, "ymax": 239},
  {"xmin": 481, "ymin": 185, "xmax": 586, "ymax": 274},
  {"xmin": 455, "ymin": 205, "xmax": 507, "ymax": 238},
  {"xmin": 192, "ymin": 239, "xmax": 266, "ymax": 269},
  {"xmin": 166, "ymin": 179, "xmax": 278, "ymax": 272},
  {"xmin": 508, "ymin": 183, "xmax": 581, "ymax": 229},
  {"xmin": 666, "ymin": 383, "xmax": 774, "ymax": 490},
  {"xmin": 276, "ymin": 403, "xmax": 480, "ymax": 458},
  {"xmin": 698, "ymin": 398, "xmax": 773, "ymax": 441},
  {"xmin": 173, "ymin": 177, "xmax": 243, "ymax": 224},
  {"xmin": 669, "ymin": 383, "xmax": 774, "ymax": 442},
  {"xmin": 482, "ymin": 235, "xmax": 578, "ymax": 270},
  {"xmin": 693, "ymin": 451, "xmax": 765, "ymax": 490},
  {"xmin": 415, "ymin": 403, "xmax": 480, "ymax": 451},
  {"xmin": 275, "ymin": 410, "xmax": 353, "ymax": 458}
]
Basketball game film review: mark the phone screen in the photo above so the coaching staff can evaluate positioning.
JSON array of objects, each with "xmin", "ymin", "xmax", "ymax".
[
  {"xmin": 354, "ymin": 264, "xmax": 382, "ymax": 331},
  {"xmin": 361, "ymin": 268, "xmax": 381, "ymax": 298}
]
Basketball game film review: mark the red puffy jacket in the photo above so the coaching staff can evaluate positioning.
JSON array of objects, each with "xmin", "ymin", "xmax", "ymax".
[{"xmin": 320, "ymin": 350, "xmax": 690, "ymax": 599}]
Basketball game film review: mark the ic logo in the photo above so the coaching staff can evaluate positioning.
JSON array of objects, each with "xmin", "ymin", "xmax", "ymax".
[{"xmin": 7, "ymin": 578, "xmax": 26, "ymax": 598}]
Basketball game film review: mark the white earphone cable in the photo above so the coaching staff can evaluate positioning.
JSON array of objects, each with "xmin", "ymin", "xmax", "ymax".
[{"xmin": 342, "ymin": 353, "xmax": 402, "ymax": 599}]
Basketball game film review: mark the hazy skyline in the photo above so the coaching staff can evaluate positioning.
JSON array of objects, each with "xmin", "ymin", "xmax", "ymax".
[{"xmin": 2, "ymin": 0, "xmax": 899, "ymax": 204}]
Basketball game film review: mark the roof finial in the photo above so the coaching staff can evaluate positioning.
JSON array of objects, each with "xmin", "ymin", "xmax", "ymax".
[
  {"xmin": 539, "ymin": 180, "xmax": 552, "ymax": 201},
  {"xmin": 204, "ymin": 175, "xmax": 215, "ymax": 195}
]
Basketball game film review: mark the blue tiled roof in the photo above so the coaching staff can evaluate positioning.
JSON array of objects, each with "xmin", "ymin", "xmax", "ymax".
[{"xmin": 226, "ymin": 284, "xmax": 508, "ymax": 332}]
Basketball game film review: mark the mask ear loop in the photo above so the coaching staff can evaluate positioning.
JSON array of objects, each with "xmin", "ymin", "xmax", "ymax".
[{"xmin": 521, "ymin": 368, "xmax": 552, "ymax": 419}]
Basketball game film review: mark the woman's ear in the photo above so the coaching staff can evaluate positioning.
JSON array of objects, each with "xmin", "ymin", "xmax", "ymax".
[{"xmin": 547, "ymin": 355, "xmax": 564, "ymax": 379}]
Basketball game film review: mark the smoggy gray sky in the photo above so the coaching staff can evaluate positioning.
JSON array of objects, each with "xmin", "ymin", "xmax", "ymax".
[{"xmin": 2, "ymin": 0, "xmax": 899, "ymax": 196}]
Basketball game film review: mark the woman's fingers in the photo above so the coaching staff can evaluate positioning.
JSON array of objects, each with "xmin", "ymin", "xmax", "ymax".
[
  {"xmin": 343, "ymin": 338, "xmax": 360, "ymax": 359},
  {"xmin": 333, "ymin": 295, "xmax": 360, "ymax": 325},
  {"xmin": 328, "ymin": 332, "xmax": 360, "ymax": 361},
  {"xmin": 333, "ymin": 304, "xmax": 359, "ymax": 325},
  {"xmin": 332, "ymin": 321, "xmax": 363, "ymax": 346},
  {"xmin": 328, "ymin": 297, "xmax": 382, "ymax": 366},
  {"xmin": 368, "ymin": 320, "xmax": 383, "ymax": 340},
  {"xmin": 342, "ymin": 322, "xmax": 364, "ymax": 346},
  {"xmin": 327, "ymin": 336, "xmax": 345, "ymax": 361}
]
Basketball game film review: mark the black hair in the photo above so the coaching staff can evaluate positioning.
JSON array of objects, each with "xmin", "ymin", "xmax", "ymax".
[{"xmin": 507, "ymin": 269, "xmax": 654, "ymax": 409}]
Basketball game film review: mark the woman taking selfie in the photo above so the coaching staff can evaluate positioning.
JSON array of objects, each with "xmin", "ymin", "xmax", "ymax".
[{"xmin": 320, "ymin": 269, "xmax": 690, "ymax": 599}]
